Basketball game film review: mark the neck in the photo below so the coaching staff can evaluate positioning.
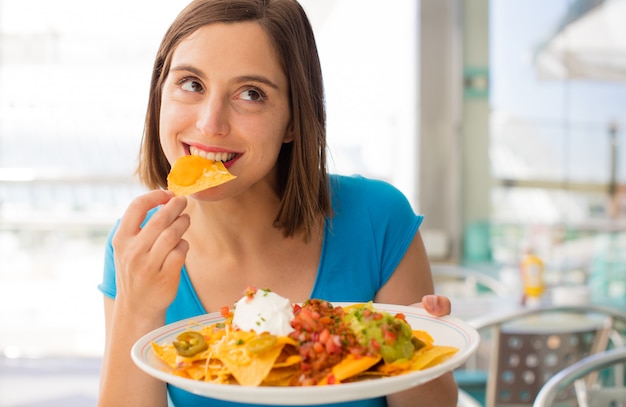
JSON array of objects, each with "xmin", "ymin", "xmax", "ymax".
[{"xmin": 184, "ymin": 190, "xmax": 286, "ymax": 253}]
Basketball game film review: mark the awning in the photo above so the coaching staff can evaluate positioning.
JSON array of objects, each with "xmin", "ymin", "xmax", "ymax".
[{"xmin": 534, "ymin": 0, "xmax": 626, "ymax": 82}]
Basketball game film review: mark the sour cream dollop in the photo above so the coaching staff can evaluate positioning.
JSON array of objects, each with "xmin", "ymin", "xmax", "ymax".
[{"xmin": 232, "ymin": 288, "xmax": 295, "ymax": 336}]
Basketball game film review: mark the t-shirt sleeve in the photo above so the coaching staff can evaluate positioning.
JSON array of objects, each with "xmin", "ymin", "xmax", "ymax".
[
  {"xmin": 97, "ymin": 219, "xmax": 120, "ymax": 299},
  {"xmin": 314, "ymin": 175, "xmax": 424, "ymax": 301},
  {"xmin": 365, "ymin": 179, "xmax": 423, "ymax": 285}
]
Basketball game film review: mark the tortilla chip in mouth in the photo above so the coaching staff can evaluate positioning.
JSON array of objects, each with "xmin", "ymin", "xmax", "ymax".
[{"xmin": 167, "ymin": 155, "xmax": 236, "ymax": 196}]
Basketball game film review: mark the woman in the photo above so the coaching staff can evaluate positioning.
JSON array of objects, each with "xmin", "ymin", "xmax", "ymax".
[{"xmin": 97, "ymin": 0, "xmax": 458, "ymax": 406}]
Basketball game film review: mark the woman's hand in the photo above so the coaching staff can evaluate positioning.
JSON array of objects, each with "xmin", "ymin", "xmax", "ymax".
[
  {"xmin": 411, "ymin": 294, "xmax": 452, "ymax": 317},
  {"xmin": 111, "ymin": 189, "xmax": 190, "ymax": 319}
]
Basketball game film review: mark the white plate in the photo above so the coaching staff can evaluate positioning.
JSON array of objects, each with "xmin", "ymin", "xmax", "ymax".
[{"xmin": 131, "ymin": 303, "xmax": 480, "ymax": 405}]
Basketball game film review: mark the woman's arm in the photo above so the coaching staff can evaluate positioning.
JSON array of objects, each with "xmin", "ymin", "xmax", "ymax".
[
  {"xmin": 98, "ymin": 190, "xmax": 190, "ymax": 407},
  {"xmin": 375, "ymin": 231, "xmax": 459, "ymax": 407},
  {"xmin": 98, "ymin": 297, "xmax": 169, "ymax": 407}
]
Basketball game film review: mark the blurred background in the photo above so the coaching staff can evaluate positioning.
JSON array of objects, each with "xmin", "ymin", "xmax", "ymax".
[{"xmin": 1, "ymin": 0, "xmax": 625, "ymax": 405}]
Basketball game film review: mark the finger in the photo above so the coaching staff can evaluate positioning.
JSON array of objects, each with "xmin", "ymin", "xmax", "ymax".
[
  {"xmin": 149, "ymin": 213, "xmax": 191, "ymax": 268},
  {"xmin": 412, "ymin": 295, "xmax": 452, "ymax": 317},
  {"xmin": 140, "ymin": 195, "xmax": 188, "ymax": 241},
  {"xmin": 160, "ymin": 238, "xmax": 190, "ymax": 282},
  {"xmin": 424, "ymin": 294, "xmax": 451, "ymax": 316},
  {"xmin": 116, "ymin": 190, "xmax": 176, "ymax": 237}
]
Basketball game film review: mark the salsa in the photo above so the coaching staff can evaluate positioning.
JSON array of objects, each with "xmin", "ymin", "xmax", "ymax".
[{"xmin": 288, "ymin": 299, "xmax": 368, "ymax": 385}]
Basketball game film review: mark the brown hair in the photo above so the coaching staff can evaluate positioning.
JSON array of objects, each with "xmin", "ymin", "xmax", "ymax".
[{"xmin": 137, "ymin": 0, "xmax": 331, "ymax": 240}]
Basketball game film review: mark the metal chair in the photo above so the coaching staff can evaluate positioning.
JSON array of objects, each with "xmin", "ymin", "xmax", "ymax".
[
  {"xmin": 431, "ymin": 264, "xmax": 512, "ymax": 299},
  {"xmin": 466, "ymin": 305, "xmax": 626, "ymax": 407},
  {"xmin": 534, "ymin": 345, "xmax": 626, "ymax": 407}
]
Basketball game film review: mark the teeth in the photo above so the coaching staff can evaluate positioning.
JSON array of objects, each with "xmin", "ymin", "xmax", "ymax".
[{"xmin": 189, "ymin": 146, "xmax": 235, "ymax": 162}]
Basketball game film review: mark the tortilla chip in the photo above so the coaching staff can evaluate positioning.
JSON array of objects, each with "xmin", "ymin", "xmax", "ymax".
[
  {"xmin": 319, "ymin": 354, "xmax": 382, "ymax": 384},
  {"xmin": 261, "ymin": 365, "xmax": 301, "ymax": 386},
  {"xmin": 185, "ymin": 361, "xmax": 211, "ymax": 381},
  {"xmin": 409, "ymin": 346, "xmax": 458, "ymax": 370},
  {"xmin": 272, "ymin": 353, "xmax": 301, "ymax": 368},
  {"xmin": 151, "ymin": 342, "xmax": 216, "ymax": 379},
  {"xmin": 221, "ymin": 345, "xmax": 285, "ymax": 386},
  {"xmin": 213, "ymin": 331, "xmax": 288, "ymax": 387},
  {"xmin": 413, "ymin": 330, "xmax": 435, "ymax": 346},
  {"xmin": 376, "ymin": 359, "xmax": 412, "ymax": 376},
  {"xmin": 151, "ymin": 342, "xmax": 178, "ymax": 369},
  {"xmin": 167, "ymin": 155, "xmax": 236, "ymax": 196},
  {"xmin": 374, "ymin": 345, "xmax": 458, "ymax": 376}
]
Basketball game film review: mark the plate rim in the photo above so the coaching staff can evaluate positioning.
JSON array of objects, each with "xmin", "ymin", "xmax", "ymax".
[{"xmin": 131, "ymin": 302, "xmax": 480, "ymax": 405}]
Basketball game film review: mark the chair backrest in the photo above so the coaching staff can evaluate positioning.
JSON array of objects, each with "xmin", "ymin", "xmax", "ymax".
[
  {"xmin": 533, "ymin": 345, "xmax": 626, "ymax": 407},
  {"xmin": 431, "ymin": 264, "xmax": 512, "ymax": 299},
  {"xmin": 469, "ymin": 305, "xmax": 626, "ymax": 407}
]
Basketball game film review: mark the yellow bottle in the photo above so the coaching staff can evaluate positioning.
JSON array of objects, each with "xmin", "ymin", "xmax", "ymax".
[{"xmin": 520, "ymin": 251, "xmax": 544, "ymax": 305}]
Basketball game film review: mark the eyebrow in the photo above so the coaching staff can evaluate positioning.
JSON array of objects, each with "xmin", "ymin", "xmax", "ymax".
[
  {"xmin": 170, "ymin": 64, "xmax": 206, "ymax": 79},
  {"xmin": 170, "ymin": 64, "xmax": 280, "ymax": 90}
]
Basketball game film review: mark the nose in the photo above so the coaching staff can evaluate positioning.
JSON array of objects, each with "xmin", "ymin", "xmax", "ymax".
[{"xmin": 196, "ymin": 94, "xmax": 230, "ymax": 137}]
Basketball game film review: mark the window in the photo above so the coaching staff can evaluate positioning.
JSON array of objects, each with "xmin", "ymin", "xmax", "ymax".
[{"xmin": 489, "ymin": 0, "xmax": 626, "ymax": 297}]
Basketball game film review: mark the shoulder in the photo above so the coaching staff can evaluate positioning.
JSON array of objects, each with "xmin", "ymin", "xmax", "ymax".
[{"xmin": 330, "ymin": 173, "xmax": 404, "ymax": 197}]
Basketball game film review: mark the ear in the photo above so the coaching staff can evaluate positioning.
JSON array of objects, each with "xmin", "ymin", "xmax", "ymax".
[{"xmin": 283, "ymin": 123, "xmax": 294, "ymax": 143}]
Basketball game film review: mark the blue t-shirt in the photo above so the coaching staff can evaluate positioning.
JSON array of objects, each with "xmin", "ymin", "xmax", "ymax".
[{"xmin": 99, "ymin": 174, "xmax": 423, "ymax": 407}]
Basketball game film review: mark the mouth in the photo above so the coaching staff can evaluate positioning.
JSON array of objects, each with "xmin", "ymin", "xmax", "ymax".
[{"xmin": 188, "ymin": 145, "xmax": 237, "ymax": 163}]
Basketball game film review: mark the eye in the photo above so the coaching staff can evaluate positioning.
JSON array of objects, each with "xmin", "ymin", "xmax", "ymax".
[
  {"xmin": 239, "ymin": 88, "xmax": 265, "ymax": 102},
  {"xmin": 179, "ymin": 78, "xmax": 204, "ymax": 93}
]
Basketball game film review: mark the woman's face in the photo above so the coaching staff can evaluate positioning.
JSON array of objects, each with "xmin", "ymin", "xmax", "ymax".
[{"xmin": 159, "ymin": 22, "xmax": 292, "ymax": 199}]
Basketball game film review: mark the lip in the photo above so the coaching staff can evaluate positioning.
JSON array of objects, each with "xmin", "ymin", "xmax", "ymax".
[{"xmin": 184, "ymin": 142, "xmax": 241, "ymax": 169}]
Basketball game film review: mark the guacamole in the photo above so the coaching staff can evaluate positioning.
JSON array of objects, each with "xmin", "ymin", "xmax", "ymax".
[{"xmin": 344, "ymin": 302, "xmax": 424, "ymax": 363}]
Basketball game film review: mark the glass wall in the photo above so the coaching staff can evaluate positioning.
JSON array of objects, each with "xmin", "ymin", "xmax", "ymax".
[{"xmin": 488, "ymin": 0, "xmax": 626, "ymax": 301}]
